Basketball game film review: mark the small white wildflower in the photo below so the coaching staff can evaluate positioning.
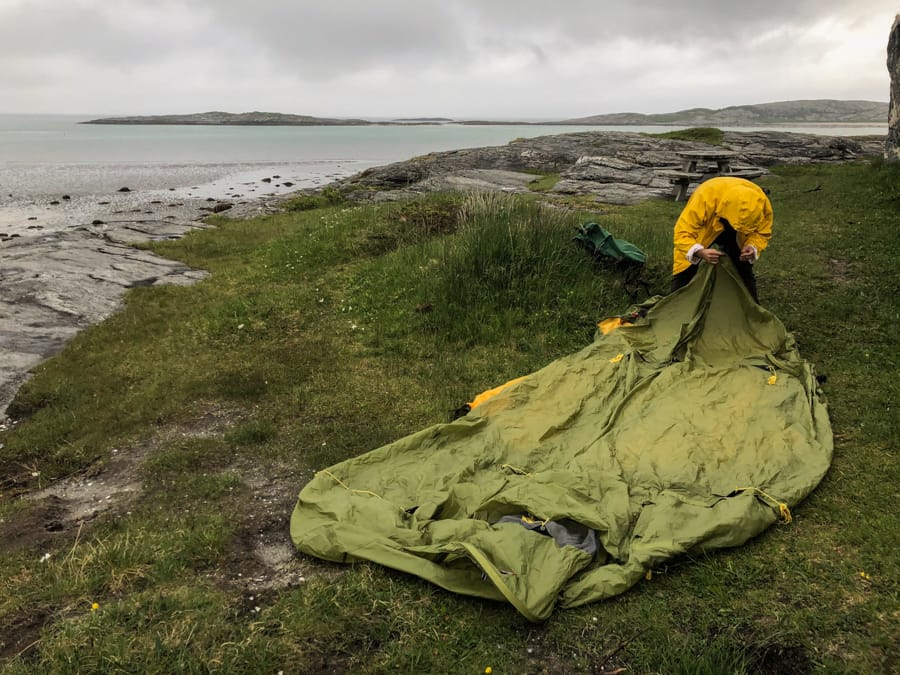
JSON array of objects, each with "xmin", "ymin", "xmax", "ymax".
[{"xmin": 40, "ymin": 553, "xmax": 51, "ymax": 563}]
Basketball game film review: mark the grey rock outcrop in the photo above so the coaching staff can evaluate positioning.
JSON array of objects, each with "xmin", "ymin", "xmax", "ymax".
[
  {"xmin": 0, "ymin": 221, "xmax": 209, "ymax": 418},
  {"xmin": 554, "ymin": 155, "xmax": 673, "ymax": 205},
  {"xmin": 417, "ymin": 169, "xmax": 538, "ymax": 194},
  {"xmin": 334, "ymin": 130, "xmax": 883, "ymax": 205},
  {"xmin": 887, "ymin": 14, "xmax": 900, "ymax": 161}
]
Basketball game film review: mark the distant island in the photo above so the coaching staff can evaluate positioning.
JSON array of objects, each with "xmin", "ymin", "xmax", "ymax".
[
  {"xmin": 81, "ymin": 111, "xmax": 372, "ymax": 126},
  {"xmin": 391, "ymin": 117, "xmax": 455, "ymax": 123},
  {"xmin": 559, "ymin": 99, "xmax": 888, "ymax": 126},
  {"xmin": 82, "ymin": 100, "xmax": 888, "ymax": 127}
]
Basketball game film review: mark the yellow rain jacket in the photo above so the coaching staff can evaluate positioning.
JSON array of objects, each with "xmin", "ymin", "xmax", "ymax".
[{"xmin": 672, "ymin": 176, "xmax": 773, "ymax": 274}]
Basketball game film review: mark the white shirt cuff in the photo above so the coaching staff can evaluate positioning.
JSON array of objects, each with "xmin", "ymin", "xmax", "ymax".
[{"xmin": 687, "ymin": 244, "xmax": 704, "ymax": 264}]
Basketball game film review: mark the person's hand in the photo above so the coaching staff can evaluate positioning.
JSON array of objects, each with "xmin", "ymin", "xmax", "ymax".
[
  {"xmin": 739, "ymin": 245, "xmax": 756, "ymax": 262},
  {"xmin": 697, "ymin": 248, "xmax": 723, "ymax": 264}
]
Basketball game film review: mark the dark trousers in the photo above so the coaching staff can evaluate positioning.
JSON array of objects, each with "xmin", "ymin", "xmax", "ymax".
[{"xmin": 670, "ymin": 222, "xmax": 759, "ymax": 302}]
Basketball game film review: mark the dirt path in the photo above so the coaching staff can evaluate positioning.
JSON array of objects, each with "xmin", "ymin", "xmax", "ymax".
[{"xmin": 0, "ymin": 404, "xmax": 313, "ymax": 659}]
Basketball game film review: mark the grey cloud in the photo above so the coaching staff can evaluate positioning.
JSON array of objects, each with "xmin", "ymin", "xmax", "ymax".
[
  {"xmin": 0, "ymin": 0, "xmax": 895, "ymax": 116},
  {"xmin": 3, "ymin": 0, "xmax": 894, "ymax": 71},
  {"xmin": 179, "ymin": 0, "xmax": 899, "ymax": 88},
  {"xmin": 0, "ymin": 0, "xmax": 207, "ymax": 67},
  {"xmin": 193, "ymin": 2, "xmax": 470, "ymax": 78}
]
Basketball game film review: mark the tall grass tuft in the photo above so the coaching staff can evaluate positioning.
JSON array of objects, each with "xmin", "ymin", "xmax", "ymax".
[{"xmin": 416, "ymin": 193, "xmax": 639, "ymax": 344}]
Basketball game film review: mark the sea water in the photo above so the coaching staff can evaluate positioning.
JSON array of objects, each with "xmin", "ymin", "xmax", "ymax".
[
  {"xmin": 0, "ymin": 115, "xmax": 609, "ymax": 232},
  {"xmin": 0, "ymin": 114, "xmax": 887, "ymax": 233},
  {"xmin": 0, "ymin": 115, "xmax": 621, "ymax": 196}
]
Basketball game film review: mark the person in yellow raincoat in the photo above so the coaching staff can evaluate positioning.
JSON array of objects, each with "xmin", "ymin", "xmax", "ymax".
[{"xmin": 670, "ymin": 176, "xmax": 773, "ymax": 302}]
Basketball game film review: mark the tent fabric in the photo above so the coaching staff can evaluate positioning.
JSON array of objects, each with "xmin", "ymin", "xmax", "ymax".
[{"xmin": 290, "ymin": 260, "xmax": 833, "ymax": 621}]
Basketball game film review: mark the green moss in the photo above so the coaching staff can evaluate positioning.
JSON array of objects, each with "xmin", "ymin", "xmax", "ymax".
[
  {"xmin": 527, "ymin": 172, "xmax": 561, "ymax": 192},
  {"xmin": 649, "ymin": 126, "xmax": 725, "ymax": 145}
]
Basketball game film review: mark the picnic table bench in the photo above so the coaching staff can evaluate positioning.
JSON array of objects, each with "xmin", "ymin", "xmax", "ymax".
[{"xmin": 657, "ymin": 149, "xmax": 766, "ymax": 201}]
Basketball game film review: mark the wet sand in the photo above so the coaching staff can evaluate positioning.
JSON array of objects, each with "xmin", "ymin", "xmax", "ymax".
[{"xmin": 0, "ymin": 160, "xmax": 369, "ymax": 238}]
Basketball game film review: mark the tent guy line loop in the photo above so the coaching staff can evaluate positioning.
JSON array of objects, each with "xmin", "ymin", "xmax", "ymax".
[
  {"xmin": 318, "ymin": 469, "xmax": 384, "ymax": 500},
  {"xmin": 734, "ymin": 486, "xmax": 793, "ymax": 523},
  {"xmin": 501, "ymin": 463, "xmax": 532, "ymax": 477}
]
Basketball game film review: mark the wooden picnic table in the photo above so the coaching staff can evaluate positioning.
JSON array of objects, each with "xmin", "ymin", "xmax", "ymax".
[
  {"xmin": 675, "ymin": 149, "xmax": 737, "ymax": 173},
  {"xmin": 659, "ymin": 149, "xmax": 765, "ymax": 201}
]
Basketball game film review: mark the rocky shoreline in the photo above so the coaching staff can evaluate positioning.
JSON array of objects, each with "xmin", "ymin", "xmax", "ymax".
[
  {"xmin": 0, "ymin": 129, "xmax": 885, "ymax": 419},
  {"xmin": 329, "ymin": 129, "xmax": 884, "ymax": 205},
  {"xmin": 0, "ymin": 191, "xmax": 285, "ymax": 421}
]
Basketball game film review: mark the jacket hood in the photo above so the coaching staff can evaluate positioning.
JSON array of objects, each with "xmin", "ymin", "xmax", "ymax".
[{"xmin": 717, "ymin": 183, "xmax": 768, "ymax": 234}]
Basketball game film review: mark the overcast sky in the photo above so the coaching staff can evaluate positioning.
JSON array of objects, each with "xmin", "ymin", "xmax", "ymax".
[{"xmin": 1, "ymin": 0, "xmax": 896, "ymax": 118}]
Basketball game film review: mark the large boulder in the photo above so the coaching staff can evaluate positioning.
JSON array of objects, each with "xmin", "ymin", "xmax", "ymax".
[{"xmin": 887, "ymin": 14, "xmax": 900, "ymax": 161}]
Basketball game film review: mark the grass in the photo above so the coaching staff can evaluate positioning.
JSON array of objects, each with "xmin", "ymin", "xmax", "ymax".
[
  {"xmin": 281, "ymin": 185, "xmax": 346, "ymax": 211},
  {"xmin": 527, "ymin": 172, "xmax": 561, "ymax": 192},
  {"xmin": 1, "ymin": 162, "xmax": 898, "ymax": 672},
  {"xmin": 649, "ymin": 127, "xmax": 725, "ymax": 145}
]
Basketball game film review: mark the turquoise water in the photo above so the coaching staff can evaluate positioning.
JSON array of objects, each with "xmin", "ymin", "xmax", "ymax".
[
  {"xmin": 2, "ymin": 113, "xmax": 886, "ymax": 166},
  {"xmin": 0, "ymin": 114, "xmax": 634, "ymax": 165},
  {"xmin": 0, "ymin": 114, "xmax": 887, "ymax": 232},
  {"xmin": 0, "ymin": 114, "xmax": 620, "ymax": 198}
]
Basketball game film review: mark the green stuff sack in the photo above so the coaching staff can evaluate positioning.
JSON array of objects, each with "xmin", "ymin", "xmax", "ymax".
[
  {"xmin": 574, "ymin": 222, "xmax": 648, "ymax": 300},
  {"xmin": 290, "ymin": 260, "xmax": 833, "ymax": 621},
  {"xmin": 573, "ymin": 221, "xmax": 646, "ymax": 264}
]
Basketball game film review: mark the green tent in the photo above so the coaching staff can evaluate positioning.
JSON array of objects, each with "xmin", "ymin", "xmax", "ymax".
[{"xmin": 290, "ymin": 260, "xmax": 833, "ymax": 621}]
